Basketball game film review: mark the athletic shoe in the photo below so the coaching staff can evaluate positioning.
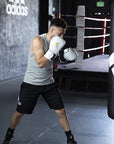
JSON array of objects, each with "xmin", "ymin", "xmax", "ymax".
[
  {"xmin": 67, "ymin": 139, "xmax": 78, "ymax": 144},
  {"xmin": 2, "ymin": 134, "xmax": 14, "ymax": 144}
]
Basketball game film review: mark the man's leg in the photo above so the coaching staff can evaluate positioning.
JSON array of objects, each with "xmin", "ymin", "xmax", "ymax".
[
  {"xmin": 10, "ymin": 111, "xmax": 24, "ymax": 129},
  {"xmin": 55, "ymin": 108, "xmax": 70, "ymax": 131},
  {"xmin": 42, "ymin": 83, "xmax": 78, "ymax": 144},
  {"xmin": 3, "ymin": 82, "xmax": 39, "ymax": 144},
  {"xmin": 3, "ymin": 111, "xmax": 24, "ymax": 144},
  {"xmin": 55, "ymin": 108, "xmax": 77, "ymax": 144}
]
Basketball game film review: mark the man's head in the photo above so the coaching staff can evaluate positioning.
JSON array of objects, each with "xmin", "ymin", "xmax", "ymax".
[{"xmin": 49, "ymin": 18, "xmax": 68, "ymax": 38}]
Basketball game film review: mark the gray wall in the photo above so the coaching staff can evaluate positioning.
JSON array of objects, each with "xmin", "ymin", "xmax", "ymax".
[{"xmin": 0, "ymin": 0, "xmax": 39, "ymax": 80}]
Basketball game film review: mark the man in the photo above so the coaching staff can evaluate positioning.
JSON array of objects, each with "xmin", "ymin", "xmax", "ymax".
[{"xmin": 3, "ymin": 18, "xmax": 78, "ymax": 144}]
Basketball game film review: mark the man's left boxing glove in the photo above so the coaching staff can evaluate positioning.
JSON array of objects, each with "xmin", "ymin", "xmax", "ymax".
[{"xmin": 63, "ymin": 48, "xmax": 78, "ymax": 61}]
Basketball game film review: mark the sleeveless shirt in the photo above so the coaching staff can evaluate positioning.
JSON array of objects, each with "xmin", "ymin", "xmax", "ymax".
[{"xmin": 23, "ymin": 33, "xmax": 54, "ymax": 85}]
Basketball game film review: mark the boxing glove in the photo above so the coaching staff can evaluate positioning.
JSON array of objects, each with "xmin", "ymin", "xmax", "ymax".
[
  {"xmin": 44, "ymin": 36, "xmax": 66, "ymax": 61},
  {"xmin": 109, "ymin": 52, "xmax": 114, "ymax": 75},
  {"xmin": 63, "ymin": 48, "xmax": 77, "ymax": 61}
]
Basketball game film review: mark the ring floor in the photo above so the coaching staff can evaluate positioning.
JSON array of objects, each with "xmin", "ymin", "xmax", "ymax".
[{"xmin": 0, "ymin": 76, "xmax": 114, "ymax": 144}]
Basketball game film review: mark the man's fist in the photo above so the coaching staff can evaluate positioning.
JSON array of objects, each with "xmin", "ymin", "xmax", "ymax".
[{"xmin": 44, "ymin": 36, "xmax": 66, "ymax": 61}]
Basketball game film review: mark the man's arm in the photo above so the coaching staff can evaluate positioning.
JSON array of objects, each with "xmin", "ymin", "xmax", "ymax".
[{"xmin": 31, "ymin": 36, "xmax": 50, "ymax": 68}]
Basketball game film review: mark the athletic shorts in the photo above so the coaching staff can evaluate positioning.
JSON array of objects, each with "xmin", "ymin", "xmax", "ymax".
[{"xmin": 16, "ymin": 82, "xmax": 64, "ymax": 114}]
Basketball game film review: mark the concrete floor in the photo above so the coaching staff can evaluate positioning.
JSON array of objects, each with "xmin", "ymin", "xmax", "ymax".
[{"xmin": 0, "ymin": 76, "xmax": 114, "ymax": 144}]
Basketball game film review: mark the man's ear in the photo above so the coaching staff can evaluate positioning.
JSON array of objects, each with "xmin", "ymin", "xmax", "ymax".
[
  {"xmin": 50, "ymin": 27, "xmax": 54, "ymax": 33},
  {"xmin": 49, "ymin": 27, "xmax": 56, "ymax": 38}
]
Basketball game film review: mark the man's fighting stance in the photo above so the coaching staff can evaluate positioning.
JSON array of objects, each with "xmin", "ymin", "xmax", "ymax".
[{"xmin": 3, "ymin": 18, "xmax": 78, "ymax": 144}]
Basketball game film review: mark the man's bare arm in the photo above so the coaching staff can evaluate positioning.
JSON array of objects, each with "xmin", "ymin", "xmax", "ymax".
[{"xmin": 31, "ymin": 36, "xmax": 50, "ymax": 68}]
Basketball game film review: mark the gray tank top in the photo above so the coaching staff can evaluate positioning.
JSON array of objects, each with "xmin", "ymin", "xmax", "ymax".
[{"xmin": 23, "ymin": 33, "xmax": 54, "ymax": 85}]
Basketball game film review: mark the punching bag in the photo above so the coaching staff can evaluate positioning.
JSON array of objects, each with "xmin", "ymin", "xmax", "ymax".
[{"xmin": 108, "ymin": 0, "xmax": 114, "ymax": 119}]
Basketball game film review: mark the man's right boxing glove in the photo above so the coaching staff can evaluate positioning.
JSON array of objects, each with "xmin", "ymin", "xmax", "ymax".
[{"xmin": 44, "ymin": 36, "xmax": 66, "ymax": 61}]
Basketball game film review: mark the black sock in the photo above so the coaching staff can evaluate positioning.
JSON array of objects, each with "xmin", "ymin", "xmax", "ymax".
[
  {"xmin": 6, "ymin": 127, "xmax": 15, "ymax": 137},
  {"xmin": 65, "ymin": 130, "xmax": 74, "ymax": 142}
]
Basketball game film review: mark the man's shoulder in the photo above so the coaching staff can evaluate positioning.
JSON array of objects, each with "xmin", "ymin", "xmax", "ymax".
[{"xmin": 32, "ymin": 35, "xmax": 43, "ymax": 45}]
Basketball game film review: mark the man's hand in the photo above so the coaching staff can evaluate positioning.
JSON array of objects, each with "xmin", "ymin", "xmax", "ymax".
[{"xmin": 44, "ymin": 36, "xmax": 66, "ymax": 61}]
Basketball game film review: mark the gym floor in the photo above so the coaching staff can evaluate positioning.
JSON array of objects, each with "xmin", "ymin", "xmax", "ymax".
[{"xmin": 0, "ymin": 76, "xmax": 114, "ymax": 144}]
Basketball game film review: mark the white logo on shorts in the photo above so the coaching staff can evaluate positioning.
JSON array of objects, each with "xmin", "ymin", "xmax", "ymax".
[
  {"xmin": 17, "ymin": 95, "xmax": 22, "ymax": 106},
  {"xmin": 18, "ymin": 101, "xmax": 22, "ymax": 106}
]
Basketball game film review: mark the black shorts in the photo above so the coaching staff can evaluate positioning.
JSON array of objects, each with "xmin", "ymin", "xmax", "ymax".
[{"xmin": 16, "ymin": 82, "xmax": 64, "ymax": 114}]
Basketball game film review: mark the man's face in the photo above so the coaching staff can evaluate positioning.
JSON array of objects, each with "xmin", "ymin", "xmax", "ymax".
[{"xmin": 51, "ymin": 26, "xmax": 66, "ymax": 38}]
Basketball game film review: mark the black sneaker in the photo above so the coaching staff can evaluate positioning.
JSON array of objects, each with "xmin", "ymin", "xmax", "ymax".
[
  {"xmin": 3, "ymin": 128, "xmax": 15, "ymax": 144},
  {"xmin": 2, "ymin": 134, "xmax": 14, "ymax": 144},
  {"xmin": 67, "ymin": 134, "xmax": 78, "ymax": 144},
  {"xmin": 67, "ymin": 139, "xmax": 77, "ymax": 144}
]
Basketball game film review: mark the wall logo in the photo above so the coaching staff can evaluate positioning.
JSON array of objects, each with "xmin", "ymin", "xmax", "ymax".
[{"xmin": 6, "ymin": 0, "xmax": 28, "ymax": 16}]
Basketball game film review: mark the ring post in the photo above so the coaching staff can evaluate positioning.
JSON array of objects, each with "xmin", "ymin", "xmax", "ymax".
[{"xmin": 75, "ymin": 5, "xmax": 85, "ymax": 68}]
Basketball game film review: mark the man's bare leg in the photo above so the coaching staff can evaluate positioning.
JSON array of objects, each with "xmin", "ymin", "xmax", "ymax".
[
  {"xmin": 2, "ymin": 111, "xmax": 24, "ymax": 144},
  {"xmin": 55, "ymin": 108, "xmax": 77, "ymax": 144},
  {"xmin": 9, "ymin": 111, "xmax": 24, "ymax": 129}
]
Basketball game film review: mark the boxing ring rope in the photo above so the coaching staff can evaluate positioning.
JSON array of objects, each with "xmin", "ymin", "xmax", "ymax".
[
  {"xmin": 62, "ymin": 14, "xmax": 110, "ymax": 54},
  {"xmin": 84, "ymin": 34, "xmax": 110, "ymax": 39},
  {"xmin": 62, "ymin": 14, "xmax": 111, "ymax": 21},
  {"xmin": 78, "ymin": 26, "xmax": 105, "ymax": 30},
  {"xmin": 84, "ymin": 16, "xmax": 110, "ymax": 22},
  {"xmin": 78, "ymin": 26, "xmax": 110, "ymax": 30},
  {"xmin": 78, "ymin": 44, "xmax": 110, "ymax": 52},
  {"xmin": 78, "ymin": 16, "xmax": 110, "ymax": 54}
]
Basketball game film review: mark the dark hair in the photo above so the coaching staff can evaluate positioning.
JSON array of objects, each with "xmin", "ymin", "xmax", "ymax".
[{"xmin": 50, "ymin": 18, "xmax": 67, "ymax": 29}]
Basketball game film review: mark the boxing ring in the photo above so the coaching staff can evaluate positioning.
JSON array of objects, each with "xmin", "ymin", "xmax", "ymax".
[
  {"xmin": 58, "ymin": 55, "xmax": 109, "ymax": 94},
  {"xmin": 59, "ymin": 3, "xmax": 114, "ymax": 119},
  {"xmin": 58, "ymin": 54, "xmax": 109, "ymax": 73},
  {"xmin": 57, "ymin": 9, "xmax": 110, "ymax": 96},
  {"xmin": 59, "ymin": 14, "xmax": 110, "ymax": 72}
]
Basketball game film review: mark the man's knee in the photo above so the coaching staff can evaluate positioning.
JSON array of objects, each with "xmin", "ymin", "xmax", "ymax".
[
  {"xmin": 14, "ymin": 111, "xmax": 24, "ymax": 119},
  {"xmin": 55, "ymin": 108, "xmax": 66, "ymax": 117}
]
